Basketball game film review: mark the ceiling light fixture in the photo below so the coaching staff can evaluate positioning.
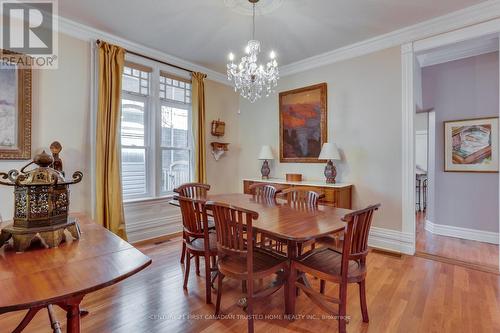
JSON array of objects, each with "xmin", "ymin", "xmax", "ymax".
[{"xmin": 227, "ymin": 0, "xmax": 279, "ymax": 103}]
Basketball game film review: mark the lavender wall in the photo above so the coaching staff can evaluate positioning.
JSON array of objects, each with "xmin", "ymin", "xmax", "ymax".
[{"xmin": 422, "ymin": 52, "xmax": 499, "ymax": 233}]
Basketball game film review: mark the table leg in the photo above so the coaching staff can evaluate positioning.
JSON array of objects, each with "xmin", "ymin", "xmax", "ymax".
[
  {"xmin": 56, "ymin": 295, "xmax": 84, "ymax": 333},
  {"xmin": 285, "ymin": 239, "xmax": 297, "ymax": 316},
  {"xmin": 13, "ymin": 307, "xmax": 43, "ymax": 333}
]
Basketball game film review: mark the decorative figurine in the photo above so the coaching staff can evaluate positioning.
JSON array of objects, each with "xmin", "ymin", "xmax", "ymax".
[
  {"xmin": 50, "ymin": 141, "xmax": 63, "ymax": 172},
  {"xmin": 0, "ymin": 143, "xmax": 83, "ymax": 252}
]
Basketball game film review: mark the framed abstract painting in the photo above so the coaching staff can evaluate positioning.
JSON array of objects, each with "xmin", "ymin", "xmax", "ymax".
[
  {"xmin": 444, "ymin": 117, "xmax": 498, "ymax": 173},
  {"xmin": 279, "ymin": 83, "xmax": 327, "ymax": 163},
  {"xmin": 0, "ymin": 50, "xmax": 32, "ymax": 160}
]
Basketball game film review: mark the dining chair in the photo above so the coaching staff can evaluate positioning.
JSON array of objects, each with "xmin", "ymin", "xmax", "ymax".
[
  {"xmin": 174, "ymin": 182, "xmax": 211, "ymax": 198},
  {"xmin": 174, "ymin": 182, "xmax": 211, "ymax": 265},
  {"xmin": 290, "ymin": 204, "xmax": 381, "ymax": 333},
  {"xmin": 177, "ymin": 196, "xmax": 218, "ymax": 304},
  {"xmin": 279, "ymin": 187, "xmax": 325, "ymax": 255},
  {"xmin": 280, "ymin": 187, "xmax": 324, "ymax": 207},
  {"xmin": 247, "ymin": 183, "xmax": 285, "ymax": 254},
  {"xmin": 205, "ymin": 201, "xmax": 288, "ymax": 333},
  {"xmin": 248, "ymin": 183, "xmax": 280, "ymax": 198}
]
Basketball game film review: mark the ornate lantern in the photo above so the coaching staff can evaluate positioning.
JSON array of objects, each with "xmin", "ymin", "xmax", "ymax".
[{"xmin": 0, "ymin": 144, "xmax": 83, "ymax": 252}]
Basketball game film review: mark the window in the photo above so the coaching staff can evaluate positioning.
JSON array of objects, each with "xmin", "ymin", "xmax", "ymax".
[{"xmin": 120, "ymin": 61, "xmax": 193, "ymax": 201}]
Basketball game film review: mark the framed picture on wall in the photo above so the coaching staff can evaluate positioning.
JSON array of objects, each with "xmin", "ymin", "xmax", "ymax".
[
  {"xmin": 0, "ymin": 50, "xmax": 32, "ymax": 160},
  {"xmin": 444, "ymin": 117, "xmax": 499, "ymax": 172},
  {"xmin": 279, "ymin": 83, "xmax": 327, "ymax": 163}
]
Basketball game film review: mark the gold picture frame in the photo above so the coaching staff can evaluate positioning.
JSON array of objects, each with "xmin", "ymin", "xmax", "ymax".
[
  {"xmin": 279, "ymin": 83, "xmax": 327, "ymax": 163},
  {"xmin": 0, "ymin": 50, "xmax": 32, "ymax": 160}
]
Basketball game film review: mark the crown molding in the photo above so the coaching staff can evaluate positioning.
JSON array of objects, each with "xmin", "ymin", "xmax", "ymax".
[
  {"xmin": 56, "ymin": 15, "xmax": 230, "ymax": 86},
  {"xmin": 280, "ymin": 0, "xmax": 500, "ymax": 77},
  {"xmin": 417, "ymin": 37, "xmax": 499, "ymax": 67}
]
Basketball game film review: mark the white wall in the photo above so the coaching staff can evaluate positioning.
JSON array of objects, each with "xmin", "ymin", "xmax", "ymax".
[
  {"xmin": 237, "ymin": 47, "xmax": 403, "ymax": 231},
  {"xmin": 0, "ymin": 32, "xmax": 239, "ymax": 240},
  {"xmin": 205, "ymin": 80, "xmax": 240, "ymax": 194},
  {"xmin": 423, "ymin": 52, "xmax": 499, "ymax": 233},
  {"xmin": 0, "ymin": 33, "xmax": 91, "ymax": 222}
]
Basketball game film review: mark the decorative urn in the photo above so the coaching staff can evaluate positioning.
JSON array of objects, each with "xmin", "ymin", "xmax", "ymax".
[{"xmin": 0, "ymin": 145, "xmax": 83, "ymax": 252}]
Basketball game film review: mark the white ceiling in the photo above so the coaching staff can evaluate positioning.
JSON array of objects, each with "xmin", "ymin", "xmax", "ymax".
[{"xmin": 58, "ymin": 0, "xmax": 488, "ymax": 73}]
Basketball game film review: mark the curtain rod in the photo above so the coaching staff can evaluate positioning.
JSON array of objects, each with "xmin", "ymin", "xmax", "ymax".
[{"xmin": 96, "ymin": 39, "xmax": 194, "ymax": 74}]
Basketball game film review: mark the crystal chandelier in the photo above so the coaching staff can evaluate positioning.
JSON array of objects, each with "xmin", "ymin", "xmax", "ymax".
[{"xmin": 227, "ymin": 0, "xmax": 279, "ymax": 103}]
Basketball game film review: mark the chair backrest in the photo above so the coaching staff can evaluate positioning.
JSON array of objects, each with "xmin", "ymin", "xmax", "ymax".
[
  {"xmin": 204, "ymin": 201, "xmax": 259, "ymax": 261},
  {"xmin": 177, "ymin": 196, "xmax": 209, "ymax": 241},
  {"xmin": 341, "ymin": 204, "xmax": 381, "ymax": 267},
  {"xmin": 174, "ymin": 182, "xmax": 210, "ymax": 198},
  {"xmin": 280, "ymin": 187, "xmax": 324, "ymax": 207},
  {"xmin": 248, "ymin": 183, "xmax": 280, "ymax": 198}
]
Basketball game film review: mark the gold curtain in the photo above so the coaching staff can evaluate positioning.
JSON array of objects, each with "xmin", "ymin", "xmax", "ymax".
[
  {"xmin": 95, "ymin": 41, "xmax": 127, "ymax": 240},
  {"xmin": 192, "ymin": 72, "xmax": 207, "ymax": 183}
]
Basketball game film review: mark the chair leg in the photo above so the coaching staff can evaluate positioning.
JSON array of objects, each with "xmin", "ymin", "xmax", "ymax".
[
  {"xmin": 204, "ymin": 255, "xmax": 212, "ymax": 304},
  {"xmin": 215, "ymin": 273, "xmax": 225, "ymax": 316},
  {"xmin": 247, "ymin": 280, "xmax": 254, "ymax": 333},
  {"xmin": 359, "ymin": 280, "xmax": 369, "ymax": 323},
  {"xmin": 180, "ymin": 242, "xmax": 186, "ymax": 264},
  {"xmin": 211, "ymin": 255, "xmax": 216, "ymax": 268},
  {"xmin": 242, "ymin": 280, "xmax": 247, "ymax": 293},
  {"xmin": 195, "ymin": 256, "xmax": 200, "ymax": 276},
  {"xmin": 338, "ymin": 285, "xmax": 347, "ymax": 333},
  {"xmin": 320, "ymin": 280, "xmax": 326, "ymax": 294},
  {"xmin": 183, "ymin": 254, "xmax": 191, "ymax": 290}
]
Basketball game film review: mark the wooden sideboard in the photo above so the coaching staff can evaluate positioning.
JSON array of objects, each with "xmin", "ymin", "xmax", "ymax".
[{"xmin": 243, "ymin": 178, "xmax": 353, "ymax": 209}]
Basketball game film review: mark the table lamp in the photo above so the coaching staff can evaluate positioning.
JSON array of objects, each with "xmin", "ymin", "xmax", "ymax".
[
  {"xmin": 318, "ymin": 142, "xmax": 341, "ymax": 183},
  {"xmin": 258, "ymin": 145, "xmax": 274, "ymax": 179}
]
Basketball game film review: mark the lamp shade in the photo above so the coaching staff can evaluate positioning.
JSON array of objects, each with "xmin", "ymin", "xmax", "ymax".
[
  {"xmin": 318, "ymin": 143, "xmax": 341, "ymax": 160},
  {"xmin": 258, "ymin": 145, "xmax": 274, "ymax": 160}
]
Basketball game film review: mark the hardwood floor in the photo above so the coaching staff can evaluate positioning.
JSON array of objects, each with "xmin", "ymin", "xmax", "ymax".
[
  {"xmin": 1, "ymin": 236, "xmax": 500, "ymax": 332},
  {"xmin": 416, "ymin": 212, "xmax": 499, "ymax": 271}
]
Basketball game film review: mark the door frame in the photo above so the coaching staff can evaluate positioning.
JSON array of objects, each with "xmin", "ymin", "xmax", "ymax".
[{"xmin": 401, "ymin": 18, "xmax": 500, "ymax": 262}]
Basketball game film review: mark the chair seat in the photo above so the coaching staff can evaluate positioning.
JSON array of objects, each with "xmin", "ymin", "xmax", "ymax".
[
  {"xmin": 218, "ymin": 248, "xmax": 287, "ymax": 280},
  {"xmin": 295, "ymin": 248, "xmax": 366, "ymax": 283},
  {"xmin": 186, "ymin": 232, "xmax": 218, "ymax": 254}
]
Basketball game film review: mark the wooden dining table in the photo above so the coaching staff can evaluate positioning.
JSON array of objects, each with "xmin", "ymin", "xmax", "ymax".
[
  {"xmin": 172, "ymin": 193, "xmax": 351, "ymax": 315},
  {"xmin": 0, "ymin": 214, "xmax": 152, "ymax": 333}
]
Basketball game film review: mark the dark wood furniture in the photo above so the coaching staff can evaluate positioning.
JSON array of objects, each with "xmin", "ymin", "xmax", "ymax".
[
  {"xmin": 177, "ymin": 196, "xmax": 218, "ymax": 304},
  {"xmin": 247, "ymin": 183, "xmax": 284, "ymax": 254},
  {"xmin": 174, "ymin": 182, "xmax": 211, "ymax": 264},
  {"xmin": 0, "ymin": 214, "xmax": 151, "ymax": 333},
  {"xmin": 187, "ymin": 193, "xmax": 350, "ymax": 317},
  {"xmin": 174, "ymin": 182, "xmax": 211, "ymax": 198},
  {"xmin": 247, "ymin": 182, "xmax": 281, "ymax": 198},
  {"xmin": 243, "ymin": 178, "xmax": 353, "ymax": 209},
  {"xmin": 291, "ymin": 204, "xmax": 380, "ymax": 333},
  {"xmin": 205, "ymin": 201, "xmax": 288, "ymax": 333},
  {"xmin": 279, "ymin": 188, "xmax": 325, "ymax": 255},
  {"xmin": 280, "ymin": 187, "xmax": 324, "ymax": 206}
]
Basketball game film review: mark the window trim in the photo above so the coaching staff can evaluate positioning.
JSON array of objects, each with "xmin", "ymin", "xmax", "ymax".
[{"xmin": 121, "ymin": 54, "xmax": 193, "ymax": 203}]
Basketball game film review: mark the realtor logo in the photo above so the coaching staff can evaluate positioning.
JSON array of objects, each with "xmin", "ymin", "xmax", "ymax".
[{"xmin": 0, "ymin": 0, "xmax": 58, "ymax": 69}]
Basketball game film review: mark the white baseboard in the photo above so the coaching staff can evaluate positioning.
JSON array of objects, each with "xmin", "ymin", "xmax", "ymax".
[
  {"xmin": 425, "ymin": 220, "xmax": 499, "ymax": 245},
  {"xmin": 369, "ymin": 227, "xmax": 414, "ymax": 255}
]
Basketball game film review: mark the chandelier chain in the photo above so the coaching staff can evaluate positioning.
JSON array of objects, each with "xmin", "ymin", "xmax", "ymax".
[{"xmin": 252, "ymin": 3, "xmax": 255, "ymax": 40}]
